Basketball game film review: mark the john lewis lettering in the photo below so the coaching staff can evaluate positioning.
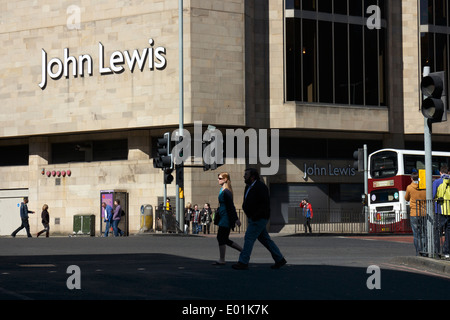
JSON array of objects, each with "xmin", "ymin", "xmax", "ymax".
[
  {"xmin": 303, "ymin": 163, "xmax": 356, "ymax": 178},
  {"xmin": 39, "ymin": 39, "xmax": 166, "ymax": 89}
]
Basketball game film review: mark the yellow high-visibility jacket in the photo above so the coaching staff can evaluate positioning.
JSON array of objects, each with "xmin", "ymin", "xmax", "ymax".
[{"xmin": 436, "ymin": 178, "xmax": 450, "ymax": 215}]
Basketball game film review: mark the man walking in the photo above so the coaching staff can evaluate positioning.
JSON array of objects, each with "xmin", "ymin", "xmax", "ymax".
[
  {"xmin": 11, "ymin": 197, "xmax": 35, "ymax": 238},
  {"xmin": 232, "ymin": 168, "xmax": 286, "ymax": 270},
  {"xmin": 102, "ymin": 202, "xmax": 113, "ymax": 237}
]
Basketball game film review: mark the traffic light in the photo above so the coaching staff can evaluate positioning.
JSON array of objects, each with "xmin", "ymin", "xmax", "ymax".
[
  {"xmin": 421, "ymin": 71, "xmax": 447, "ymax": 123},
  {"xmin": 353, "ymin": 148, "xmax": 364, "ymax": 172},
  {"xmin": 202, "ymin": 136, "xmax": 223, "ymax": 171},
  {"xmin": 153, "ymin": 132, "xmax": 173, "ymax": 169},
  {"xmin": 164, "ymin": 168, "xmax": 174, "ymax": 184},
  {"xmin": 202, "ymin": 138, "xmax": 212, "ymax": 171}
]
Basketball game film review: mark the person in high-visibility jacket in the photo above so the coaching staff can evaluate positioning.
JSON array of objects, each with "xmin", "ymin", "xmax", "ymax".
[{"xmin": 435, "ymin": 174, "xmax": 450, "ymax": 258}]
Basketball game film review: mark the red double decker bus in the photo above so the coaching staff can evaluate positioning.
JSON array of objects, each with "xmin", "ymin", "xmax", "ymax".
[{"xmin": 368, "ymin": 149, "xmax": 450, "ymax": 233}]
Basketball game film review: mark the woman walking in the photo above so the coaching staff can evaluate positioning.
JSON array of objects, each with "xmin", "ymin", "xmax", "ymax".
[
  {"xmin": 37, "ymin": 204, "xmax": 50, "ymax": 237},
  {"xmin": 213, "ymin": 172, "xmax": 243, "ymax": 265},
  {"xmin": 112, "ymin": 199, "xmax": 125, "ymax": 237}
]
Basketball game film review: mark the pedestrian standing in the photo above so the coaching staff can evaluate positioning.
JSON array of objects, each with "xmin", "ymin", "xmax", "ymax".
[
  {"xmin": 435, "ymin": 174, "xmax": 450, "ymax": 258},
  {"xmin": 184, "ymin": 202, "xmax": 193, "ymax": 234},
  {"xmin": 102, "ymin": 202, "xmax": 113, "ymax": 237},
  {"xmin": 112, "ymin": 199, "xmax": 125, "ymax": 236},
  {"xmin": 232, "ymin": 168, "xmax": 286, "ymax": 270},
  {"xmin": 433, "ymin": 165, "xmax": 449, "ymax": 256},
  {"xmin": 405, "ymin": 172, "xmax": 427, "ymax": 256},
  {"xmin": 37, "ymin": 204, "xmax": 50, "ymax": 237},
  {"xmin": 192, "ymin": 204, "xmax": 201, "ymax": 234},
  {"xmin": 300, "ymin": 199, "xmax": 313, "ymax": 233},
  {"xmin": 213, "ymin": 172, "xmax": 243, "ymax": 265},
  {"xmin": 201, "ymin": 203, "xmax": 212, "ymax": 234},
  {"xmin": 11, "ymin": 197, "xmax": 35, "ymax": 238}
]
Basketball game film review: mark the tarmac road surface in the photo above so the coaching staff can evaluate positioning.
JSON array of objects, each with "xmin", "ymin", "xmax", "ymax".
[{"xmin": 0, "ymin": 234, "xmax": 449, "ymax": 304}]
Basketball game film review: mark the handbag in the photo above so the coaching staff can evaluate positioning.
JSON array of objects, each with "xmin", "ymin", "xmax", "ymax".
[
  {"xmin": 437, "ymin": 184, "xmax": 449, "ymax": 205},
  {"xmin": 213, "ymin": 207, "xmax": 220, "ymax": 225}
]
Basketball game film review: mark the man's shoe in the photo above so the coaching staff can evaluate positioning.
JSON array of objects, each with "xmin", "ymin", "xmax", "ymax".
[
  {"xmin": 271, "ymin": 258, "xmax": 287, "ymax": 269},
  {"xmin": 232, "ymin": 262, "xmax": 249, "ymax": 270}
]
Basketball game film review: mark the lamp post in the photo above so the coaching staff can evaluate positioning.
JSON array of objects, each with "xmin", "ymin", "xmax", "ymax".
[
  {"xmin": 421, "ymin": 67, "xmax": 446, "ymax": 257},
  {"xmin": 176, "ymin": 0, "xmax": 185, "ymax": 232}
]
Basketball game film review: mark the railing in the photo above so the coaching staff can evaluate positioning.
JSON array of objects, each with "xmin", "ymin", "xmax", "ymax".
[
  {"xmin": 155, "ymin": 207, "xmax": 247, "ymax": 234},
  {"xmin": 368, "ymin": 208, "xmax": 412, "ymax": 233},
  {"xmin": 415, "ymin": 199, "xmax": 450, "ymax": 258},
  {"xmin": 156, "ymin": 204, "xmax": 446, "ymax": 239},
  {"xmin": 293, "ymin": 207, "xmax": 367, "ymax": 234}
]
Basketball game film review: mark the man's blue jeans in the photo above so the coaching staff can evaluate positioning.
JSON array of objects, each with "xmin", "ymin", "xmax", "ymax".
[
  {"xmin": 410, "ymin": 216, "xmax": 425, "ymax": 255},
  {"xmin": 104, "ymin": 221, "xmax": 111, "ymax": 237},
  {"xmin": 192, "ymin": 222, "xmax": 199, "ymax": 234},
  {"xmin": 112, "ymin": 220, "xmax": 124, "ymax": 236},
  {"xmin": 435, "ymin": 214, "xmax": 450, "ymax": 255},
  {"xmin": 238, "ymin": 218, "xmax": 284, "ymax": 265}
]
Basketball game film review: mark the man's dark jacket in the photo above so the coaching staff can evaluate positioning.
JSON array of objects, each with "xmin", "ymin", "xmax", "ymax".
[{"xmin": 242, "ymin": 180, "xmax": 270, "ymax": 221}]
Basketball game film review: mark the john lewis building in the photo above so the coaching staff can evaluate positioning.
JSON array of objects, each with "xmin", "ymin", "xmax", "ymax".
[{"xmin": 1, "ymin": 0, "xmax": 450, "ymax": 235}]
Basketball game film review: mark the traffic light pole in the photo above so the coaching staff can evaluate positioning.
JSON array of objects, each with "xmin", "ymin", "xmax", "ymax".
[
  {"xmin": 423, "ymin": 66, "xmax": 435, "ymax": 257},
  {"xmin": 176, "ymin": 0, "xmax": 185, "ymax": 233},
  {"xmin": 424, "ymin": 118, "xmax": 435, "ymax": 257},
  {"xmin": 424, "ymin": 118, "xmax": 434, "ymax": 257},
  {"xmin": 164, "ymin": 180, "xmax": 167, "ymax": 212}
]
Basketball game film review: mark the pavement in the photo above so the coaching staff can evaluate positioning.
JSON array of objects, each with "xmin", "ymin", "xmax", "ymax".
[
  {"xmin": 341, "ymin": 234, "xmax": 450, "ymax": 277},
  {"xmin": 390, "ymin": 255, "xmax": 450, "ymax": 276}
]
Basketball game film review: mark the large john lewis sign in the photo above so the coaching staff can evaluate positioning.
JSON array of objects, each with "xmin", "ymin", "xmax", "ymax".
[{"xmin": 39, "ymin": 39, "xmax": 167, "ymax": 89}]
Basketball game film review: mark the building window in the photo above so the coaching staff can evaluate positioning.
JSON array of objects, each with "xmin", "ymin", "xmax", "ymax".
[
  {"xmin": 0, "ymin": 145, "xmax": 29, "ymax": 166},
  {"xmin": 279, "ymin": 137, "xmax": 383, "ymax": 159},
  {"xmin": 285, "ymin": 0, "xmax": 387, "ymax": 107},
  {"xmin": 51, "ymin": 139, "xmax": 128, "ymax": 164},
  {"xmin": 421, "ymin": 0, "xmax": 449, "ymax": 26}
]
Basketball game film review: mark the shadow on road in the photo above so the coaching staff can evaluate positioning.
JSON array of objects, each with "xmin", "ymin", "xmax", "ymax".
[{"xmin": 0, "ymin": 252, "xmax": 448, "ymax": 300}]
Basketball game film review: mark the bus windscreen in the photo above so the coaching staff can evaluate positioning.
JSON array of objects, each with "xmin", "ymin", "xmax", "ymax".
[{"xmin": 370, "ymin": 151, "xmax": 398, "ymax": 178}]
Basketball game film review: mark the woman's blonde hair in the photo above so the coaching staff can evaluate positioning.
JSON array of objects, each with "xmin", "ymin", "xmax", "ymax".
[
  {"xmin": 219, "ymin": 172, "xmax": 233, "ymax": 195},
  {"xmin": 42, "ymin": 204, "xmax": 48, "ymax": 211}
]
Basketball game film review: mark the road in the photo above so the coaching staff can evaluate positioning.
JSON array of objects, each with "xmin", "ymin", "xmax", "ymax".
[{"xmin": 0, "ymin": 233, "xmax": 449, "ymax": 308}]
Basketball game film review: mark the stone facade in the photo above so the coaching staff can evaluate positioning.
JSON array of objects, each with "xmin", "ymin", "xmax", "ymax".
[{"xmin": 0, "ymin": 0, "xmax": 248, "ymax": 235}]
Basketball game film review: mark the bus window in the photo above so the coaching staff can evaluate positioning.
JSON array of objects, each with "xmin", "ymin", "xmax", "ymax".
[
  {"xmin": 404, "ymin": 155, "xmax": 450, "ymax": 175},
  {"xmin": 403, "ymin": 155, "xmax": 425, "ymax": 174},
  {"xmin": 370, "ymin": 189, "xmax": 400, "ymax": 204},
  {"xmin": 433, "ymin": 156, "xmax": 450, "ymax": 175},
  {"xmin": 370, "ymin": 151, "xmax": 398, "ymax": 178}
]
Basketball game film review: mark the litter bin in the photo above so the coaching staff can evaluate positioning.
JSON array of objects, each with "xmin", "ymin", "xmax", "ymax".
[
  {"xmin": 139, "ymin": 204, "xmax": 153, "ymax": 232},
  {"xmin": 163, "ymin": 209, "xmax": 177, "ymax": 233},
  {"xmin": 73, "ymin": 214, "xmax": 95, "ymax": 236},
  {"xmin": 155, "ymin": 207, "xmax": 178, "ymax": 233}
]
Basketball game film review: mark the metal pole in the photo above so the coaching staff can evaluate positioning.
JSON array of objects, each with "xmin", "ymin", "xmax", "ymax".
[
  {"xmin": 423, "ymin": 66, "xmax": 435, "ymax": 257},
  {"xmin": 425, "ymin": 119, "xmax": 435, "ymax": 257},
  {"xmin": 364, "ymin": 144, "xmax": 368, "ymax": 233},
  {"xmin": 164, "ymin": 181, "xmax": 167, "ymax": 211},
  {"xmin": 176, "ymin": 0, "xmax": 185, "ymax": 233}
]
